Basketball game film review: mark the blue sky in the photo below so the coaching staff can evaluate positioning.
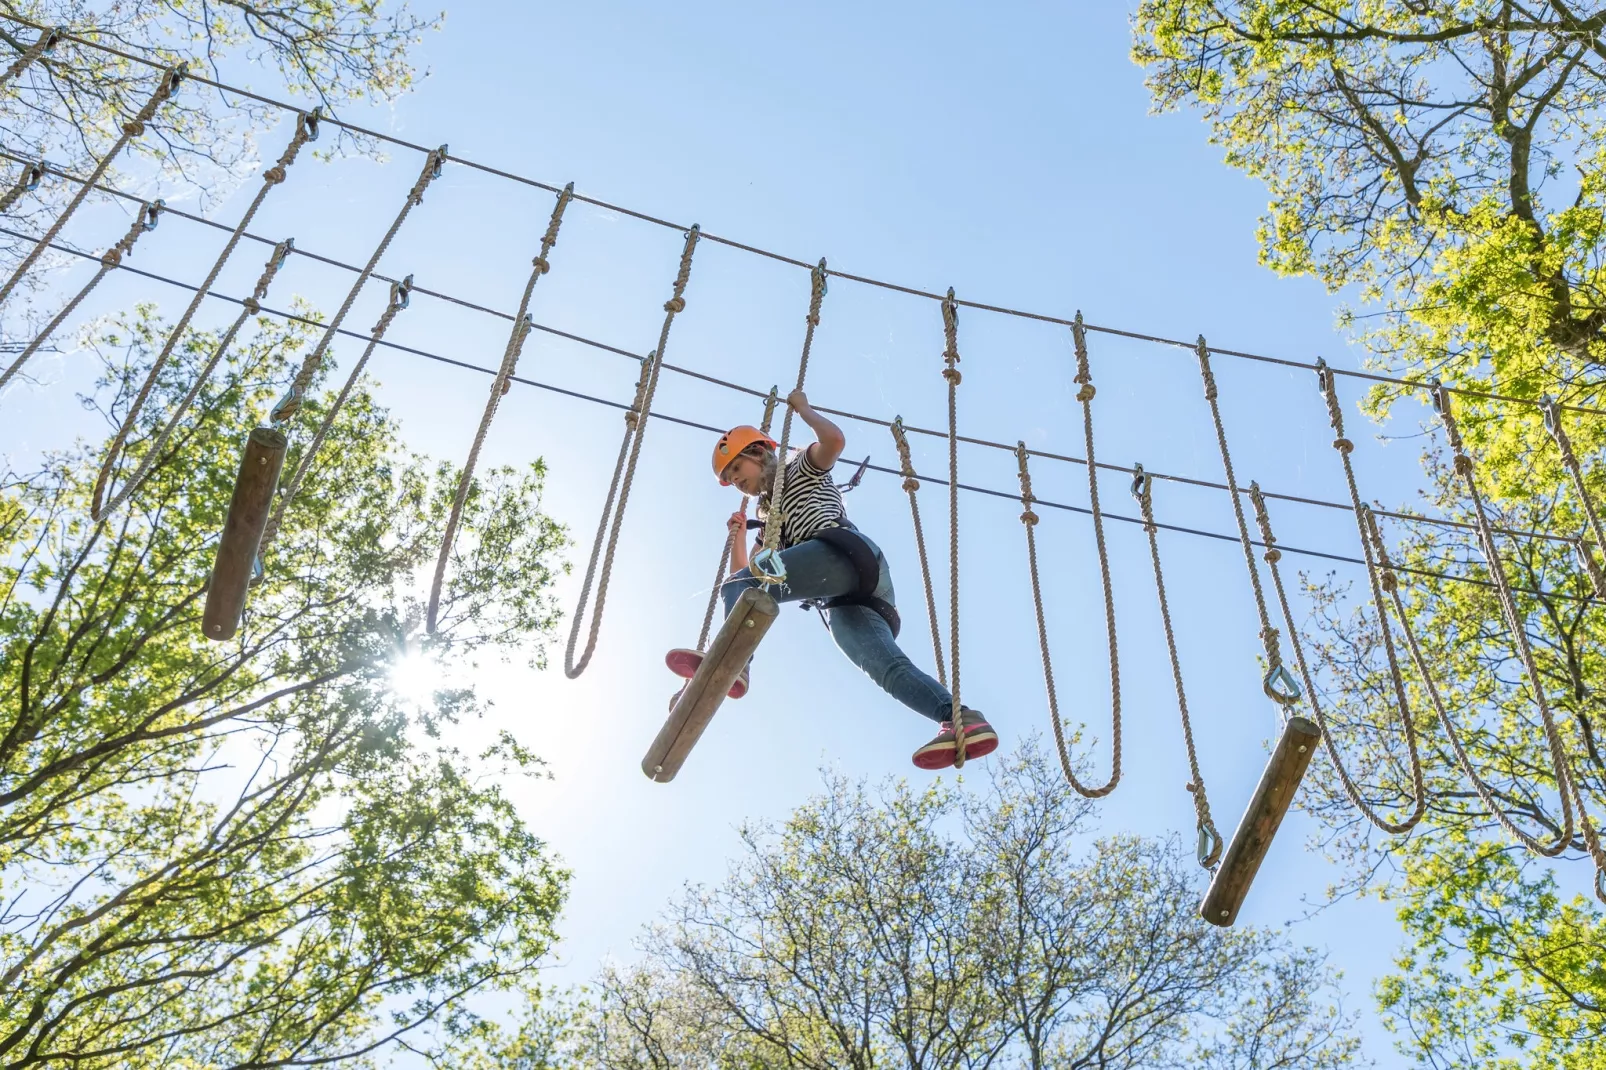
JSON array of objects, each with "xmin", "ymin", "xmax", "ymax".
[{"xmin": 5, "ymin": 1, "xmax": 1532, "ymax": 1060}]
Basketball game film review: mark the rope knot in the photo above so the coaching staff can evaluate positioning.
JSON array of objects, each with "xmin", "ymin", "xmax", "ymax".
[
  {"xmin": 1020, "ymin": 510, "xmax": 1039, "ymax": 526},
  {"xmin": 663, "ymin": 297, "xmax": 686, "ymax": 313},
  {"xmin": 1076, "ymin": 383, "xmax": 1096, "ymax": 403},
  {"xmin": 121, "ymin": 121, "xmax": 145, "ymax": 137},
  {"xmin": 902, "ymin": 477, "xmax": 921, "ymax": 493},
  {"xmin": 500, "ymin": 377, "xmax": 512, "ymax": 396},
  {"xmin": 942, "ymin": 367, "xmax": 962, "ymax": 386},
  {"xmin": 533, "ymin": 256, "xmax": 550, "ymax": 274},
  {"xmin": 1263, "ymin": 547, "xmax": 1282, "ymax": 563},
  {"xmin": 1333, "ymin": 437, "xmax": 1354, "ymax": 454},
  {"xmin": 624, "ymin": 410, "xmax": 641, "ymax": 428},
  {"xmin": 100, "ymin": 249, "xmax": 122, "ymax": 268},
  {"xmin": 243, "ymin": 297, "xmax": 261, "ymax": 315},
  {"xmin": 1380, "ymin": 570, "xmax": 1398, "ymax": 593},
  {"xmin": 1453, "ymin": 454, "xmax": 1473, "ymax": 475},
  {"xmin": 263, "ymin": 165, "xmax": 286, "ymax": 185}
]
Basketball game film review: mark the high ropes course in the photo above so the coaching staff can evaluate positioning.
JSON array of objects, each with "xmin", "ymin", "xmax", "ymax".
[{"xmin": 2, "ymin": 18, "xmax": 1605, "ymax": 925}]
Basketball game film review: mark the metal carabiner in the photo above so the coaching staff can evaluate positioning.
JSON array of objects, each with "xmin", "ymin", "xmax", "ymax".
[
  {"xmin": 390, "ymin": 273, "xmax": 413, "ymax": 310},
  {"xmin": 841, "ymin": 454, "xmax": 871, "ymax": 492},
  {"xmin": 750, "ymin": 547, "xmax": 788, "ymax": 586},
  {"xmin": 1196, "ymin": 822, "xmax": 1222, "ymax": 869},
  {"xmin": 1129, "ymin": 462, "xmax": 1150, "ymax": 502},
  {"xmin": 248, "ymin": 553, "xmax": 266, "ymax": 588},
  {"xmin": 269, "ymin": 383, "xmax": 303, "ymax": 426},
  {"xmin": 140, "ymin": 199, "xmax": 164, "ymax": 230},
  {"xmin": 1262, "ymin": 663, "xmax": 1303, "ymax": 706},
  {"xmin": 304, "ymin": 105, "xmax": 323, "ymax": 143},
  {"xmin": 23, "ymin": 159, "xmax": 45, "ymax": 192},
  {"xmin": 272, "ymin": 236, "xmax": 295, "ymax": 271}
]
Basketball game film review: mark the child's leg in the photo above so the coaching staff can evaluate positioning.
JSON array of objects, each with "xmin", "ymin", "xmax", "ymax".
[
  {"xmin": 720, "ymin": 539, "xmax": 859, "ymax": 615},
  {"xmin": 826, "ymin": 605, "xmax": 953, "ymax": 724}
]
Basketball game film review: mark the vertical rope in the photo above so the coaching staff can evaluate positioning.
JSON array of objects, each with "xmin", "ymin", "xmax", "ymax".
[
  {"xmin": 941, "ymin": 288, "xmax": 965, "ymax": 765},
  {"xmin": 697, "ymin": 386, "xmax": 780, "ymax": 651},
  {"xmin": 890, "ymin": 416, "xmax": 947, "ymax": 687},
  {"xmin": 1542, "ymin": 396, "xmax": 1606, "ymax": 599},
  {"xmin": 0, "ymin": 200, "xmax": 162, "ymax": 393},
  {"xmin": 1312, "ymin": 359, "xmax": 1428, "ymax": 825},
  {"xmin": 0, "ymin": 26, "xmax": 62, "ymax": 89},
  {"xmin": 0, "ymin": 158, "xmax": 45, "ymax": 213},
  {"xmin": 564, "ymin": 226, "xmax": 700, "ymax": 678},
  {"xmin": 426, "ymin": 182, "xmax": 574, "ymax": 634},
  {"xmin": 1194, "ymin": 336, "xmax": 1301, "ymax": 711},
  {"xmin": 1132, "ymin": 464, "xmax": 1222, "ymax": 868},
  {"xmin": 92, "ymin": 111, "xmax": 321, "ymax": 520},
  {"xmin": 0, "ymin": 64, "xmax": 184, "ymax": 309}
]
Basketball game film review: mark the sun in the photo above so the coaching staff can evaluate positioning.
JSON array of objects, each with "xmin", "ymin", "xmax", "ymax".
[{"xmin": 388, "ymin": 649, "xmax": 445, "ymax": 709}]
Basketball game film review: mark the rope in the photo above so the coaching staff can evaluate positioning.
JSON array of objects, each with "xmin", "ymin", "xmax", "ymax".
[
  {"xmin": 0, "ymin": 64, "xmax": 183, "ymax": 309},
  {"xmin": 696, "ymin": 386, "xmax": 779, "ymax": 651},
  {"xmin": 1542, "ymin": 396, "xmax": 1606, "ymax": 600},
  {"xmin": 91, "ymin": 111, "xmax": 320, "ymax": 521},
  {"xmin": 1131, "ymin": 464, "xmax": 1222, "ymax": 868},
  {"xmin": 426, "ymin": 182, "xmax": 574, "ymax": 634},
  {"xmin": 891, "ymin": 416, "xmax": 947, "ymax": 686},
  {"xmin": 0, "ymin": 200, "xmax": 161, "ymax": 393},
  {"xmin": 1433, "ymin": 385, "xmax": 1604, "ymax": 894},
  {"xmin": 1194, "ymin": 336, "xmax": 1301, "ymax": 711},
  {"xmin": 752, "ymin": 258, "xmax": 828, "ymax": 582},
  {"xmin": 0, "ymin": 25, "xmax": 61, "ymax": 88},
  {"xmin": 0, "ymin": 157, "xmax": 44, "ymax": 213},
  {"xmin": 942, "ymin": 288, "xmax": 965, "ymax": 765},
  {"xmin": 260, "ymin": 275, "xmax": 413, "ymax": 554},
  {"xmin": 1250, "ymin": 484, "xmax": 1424, "ymax": 834},
  {"xmin": 1313, "ymin": 360, "xmax": 1428, "ymax": 830},
  {"xmin": 563, "ymin": 225, "xmax": 700, "ymax": 678}
]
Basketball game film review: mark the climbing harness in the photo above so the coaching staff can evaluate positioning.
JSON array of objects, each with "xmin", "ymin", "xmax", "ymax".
[
  {"xmin": 0, "ymin": 63, "xmax": 184, "ymax": 309},
  {"xmin": 92, "ymin": 110, "xmax": 320, "ymax": 521},
  {"xmin": 797, "ymin": 524, "xmax": 901, "ymax": 638},
  {"xmin": 0, "ymin": 199, "xmax": 162, "ymax": 393},
  {"xmin": 0, "ymin": 157, "xmax": 45, "ymax": 214},
  {"xmin": 0, "ymin": 26, "xmax": 62, "ymax": 88},
  {"xmin": 1131, "ymin": 463, "xmax": 1222, "ymax": 868},
  {"xmin": 564, "ymin": 225, "xmax": 700, "ymax": 677},
  {"xmin": 426, "ymin": 181, "xmax": 573, "ymax": 634}
]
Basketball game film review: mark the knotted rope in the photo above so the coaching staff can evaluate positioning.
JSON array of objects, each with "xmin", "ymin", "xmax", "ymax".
[
  {"xmin": 0, "ymin": 200, "xmax": 162, "ymax": 393},
  {"xmin": 1311, "ymin": 359, "xmax": 1427, "ymax": 832},
  {"xmin": 942, "ymin": 288, "xmax": 966, "ymax": 765},
  {"xmin": 564, "ymin": 225, "xmax": 700, "ymax": 678},
  {"xmin": 91, "ymin": 111, "xmax": 320, "ymax": 521},
  {"xmin": 1132, "ymin": 463, "xmax": 1222, "ymax": 868},
  {"xmin": 752, "ymin": 258, "xmax": 828, "ymax": 582},
  {"xmin": 890, "ymin": 416, "xmax": 947, "ymax": 687},
  {"xmin": 426, "ymin": 182, "xmax": 574, "ymax": 634},
  {"xmin": 259, "ymin": 274, "xmax": 414, "ymax": 555},
  {"xmin": 0, "ymin": 64, "xmax": 184, "ymax": 309},
  {"xmin": 1542, "ymin": 396, "xmax": 1606, "ymax": 600},
  {"xmin": 0, "ymin": 26, "xmax": 62, "ymax": 88},
  {"xmin": 1194, "ymin": 336, "xmax": 1301, "ymax": 711},
  {"xmin": 0, "ymin": 158, "xmax": 45, "ymax": 213},
  {"xmin": 697, "ymin": 386, "xmax": 780, "ymax": 651}
]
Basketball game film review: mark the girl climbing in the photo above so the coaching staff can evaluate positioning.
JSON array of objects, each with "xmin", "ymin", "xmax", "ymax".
[{"xmin": 667, "ymin": 389, "xmax": 998, "ymax": 770}]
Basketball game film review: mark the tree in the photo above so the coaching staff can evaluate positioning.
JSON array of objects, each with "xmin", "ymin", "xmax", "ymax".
[
  {"xmin": 562, "ymin": 743, "xmax": 1364, "ymax": 1070},
  {"xmin": 1131, "ymin": 4, "xmax": 1606, "ymax": 1064},
  {"xmin": 0, "ymin": 305, "xmax": 570, "ymax": 1066}
]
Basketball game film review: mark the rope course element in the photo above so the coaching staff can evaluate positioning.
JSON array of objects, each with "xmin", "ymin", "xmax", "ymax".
[
  {"xmin": 0, "ymin": 63, "xmax": 182, "ymax": 308},
  {"xmin": 1131, "ymin": 464, "xmax": 1222, "ymax": 868},
  {"xmin": 7, "ymin": 13, "xmax": 1595, "ymax": 419},
  {"xmin": 1311, "ymin": 360, "xmax": 1427, "ymax": 832},
  {"xmin": 0, "ymin": 156, "xmax": 44, "ymax": 213},
  {"xmin": 1433, "ymin": 384, "xmax": 1606, "ymax": 900},
  {"xmin": 940, "ymin": 288, "xmax": 966, "ymax": 766},
  {"xmin": 751, "ymin": 258, "xmax": 828, "ymax": 586},
  {"xmin": 890, "ymin": 416, "xmax": 947, "ymax": 686},
  {"xmin": 0, "ymin": 26, "xmax": 61, "ymax": 88},
  {"xmin": 563, "ymin": 225, "xmax": 700, "ymax": 679},
  {"xmin": 0, "ymin": 198, "xmax": 161, "ymax": 392},
  {"xmin": 1194, "ymin": 337, "xmax": 1301, "ymax": 714},
  {"xmin": 91, "ymin": 109, "xmax": 320, "ymax": 521},
  {"xmin": 426, "ymin": 181, "xmax": 574, "ymax": 634},
  {"xmin": 697, "ymin": 385, "xmax": 779, "ymax": 651},
  {"xmin": 1542, "ymin": 396, "xmax": 1606, "ymax": 600}
]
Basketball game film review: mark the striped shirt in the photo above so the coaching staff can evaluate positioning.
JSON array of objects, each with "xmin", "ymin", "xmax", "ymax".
[{"xmin": 759, "ymin": 450, "xmax": 845, "ymax": 549}]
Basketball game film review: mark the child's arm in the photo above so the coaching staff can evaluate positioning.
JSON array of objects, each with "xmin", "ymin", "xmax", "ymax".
[
  {"xmin": 788, "ymin": 389, "xmax": 845, "ymax": 470},
  {"xmin": 727, "ymin": 511, "xmax": 750, "ymax": 574}
]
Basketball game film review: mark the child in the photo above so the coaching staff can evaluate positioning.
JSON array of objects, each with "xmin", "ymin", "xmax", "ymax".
[{"xmin": 668, "ymin": 389, "xmax": 998, "ymax": 770}]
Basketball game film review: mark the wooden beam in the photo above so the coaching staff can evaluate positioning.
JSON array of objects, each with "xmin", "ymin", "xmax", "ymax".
[
  {"xmin": 643, "ymin": 587, "xmax": 779, "ymax": 783},
  {"xmin": 202, "ymin": 427, "xmax": 287, "ymax": 642},
  {"xmin": 1200, "ymin": 715, "xmax": 1321, "ymax": 927}
]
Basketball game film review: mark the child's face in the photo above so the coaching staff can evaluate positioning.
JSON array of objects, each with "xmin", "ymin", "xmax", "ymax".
[{"xmin": 724, "ymin": 454, "xmax": 767, "ymax": 496}]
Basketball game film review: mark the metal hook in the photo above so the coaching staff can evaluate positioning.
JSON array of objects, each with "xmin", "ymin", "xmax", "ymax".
[
  {"xmin": 750, "ymin": 547, "xmax": 788, "ymax": 586},
  {"xmin": 430, "ymin": 144, "xmax": 448, "ymax": 179},
  {"xmin": 811, "ymin": 257, "xmax": 829, "ymax": 296},
  {"xmin": 272, "ymin": 236, "xmax": 295, "ymax": 270},
  {"xmin": 1540, "ymin": 394, "xmax": 1561, "ymax": 437},
  {"xmin": 23, "ymin": 159, "xmax": 45, "ymax": 191},
  {"xmin": 390, "ymin": 273, "xmax": 413, "ymax": 310},
  {"xmin": 1313, "ymin": 355, "xmax": 1332, "ymax": 392},
  {"xmin": 1262, "ymin": 663, "xmax": 1303, "ymax": 706},
  {"xmin": 303, "ymin": 106, "xmax": 322, "ymax": 143},
  {"xmin": 1429, "ymin": 378, "xmax": 1450, "ymax": 414},
  {"xmin": 841, "ymin": 454, "xmax": 871, "ymax": 492},
  {"xmin": 269, "ymin": 384, "xmax": 303, "ymax": 426},
  {"xmin": 1196, "ymin": 822, "xmax": 1222, "ymax": 869},
  {"xmin": 140, "ymin": 199, "xmax": 163, "ymax": 229},
  {"xmin": 1129, "ymin": 461, "xmax": 1150, "ymax": 501},
  {"xmin": 248, "ymin": 553, "xmax": 266, "ymax": 588},
  {"xmin": 43, "ymin": 26, "xmax": 66, "ymax": 54},
  {"xmin": 1596, "ymin": 866, "xmax": 1606, "ymax": 904}
]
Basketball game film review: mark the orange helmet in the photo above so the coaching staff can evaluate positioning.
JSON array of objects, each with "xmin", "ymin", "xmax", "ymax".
[{"xmin": 712, "ymin": 425, "xmax": 777, "ymax": 485}]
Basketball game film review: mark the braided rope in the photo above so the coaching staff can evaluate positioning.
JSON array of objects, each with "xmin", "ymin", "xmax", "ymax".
[
  {"xmin": 563, "ymin": 226, "xmax": 700, "ymax": 678},
  {"xmin": 942, "ymin": 288, "xmax": 965, "ymax": 765},
  {"xmin": 1251, "ymin": 484, "xmax": 1424, "ymax": 834},
  {"xmin": 0, "ymin": 64, "xmax": 183, "ymax": 309},
  {"xmin": 1194, "ymin": 337, "xmax": 1301, "ymax": 709},
  {"xmin": 753, "ymin": 258, "xmax": 828, "ymax": 580},
  {"xmin": 1132, "ymin": 464, "xmax": 1222, "ymax": 867},
  {"xmin": 891, "ymin": 416, "xmax": 947, "ymax": 687},
  {"xmin": 0, "ymin": 158, "xmax": 45, "ymax": 213},
  {"xmin": 1434, "ymin": 385, "xmax": 1600, "ymax": 887},
  {"xmin": 0, "ymin": 200, "xmax": 161, "ymax": 393},
  {"xmin": 0, "ymin": 26, "xmax": 62, "ymax": 88},
  {"xmin": 259, "ymin": 275, "xmax": 413, "ymax": 554},
  {"xmin": 1542, "ymin": 396, "xmax": 1606, "ymax": 600},
  {"xmin": 697, "ymin": 386, "xmax": 780, "ymax": 650},
  {"xmin": 1312, "ymin": 360, "xmax": 1428, "ymax": 830},
  {"xmin": 426, "ymin": 182, "xmax": 574, "ymax": 634},
  {"xmin": 91, "ymin": 112, "xmax": 320, "ymax": 521}
]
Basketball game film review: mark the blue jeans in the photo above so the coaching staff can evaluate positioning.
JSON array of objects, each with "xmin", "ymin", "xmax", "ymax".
[{"xmin": 721, "ymin": 531, "xmax": 954, "ymax": 724}]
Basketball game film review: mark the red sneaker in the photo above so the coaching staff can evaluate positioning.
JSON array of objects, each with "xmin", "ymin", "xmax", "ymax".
[
  {"xmin": 665, "ymin": 647, "xmax": 749, "ymax": 699},
  {"xmin": 911, "ymin": 709, "xmax": 999, "ymax": 770}
]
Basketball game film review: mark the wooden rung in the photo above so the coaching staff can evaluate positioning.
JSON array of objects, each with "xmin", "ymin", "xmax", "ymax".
[
  {"xmin": 1199, "ymin": 715, "xmax": 1321, "ymax": 928},
  {"xmin": 643, "ymin": 587, "xmax": 779, "ymax": 783},
  {"xmin": 202, "ymin": 426, "xmax": 287, "ymax": 642}
]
